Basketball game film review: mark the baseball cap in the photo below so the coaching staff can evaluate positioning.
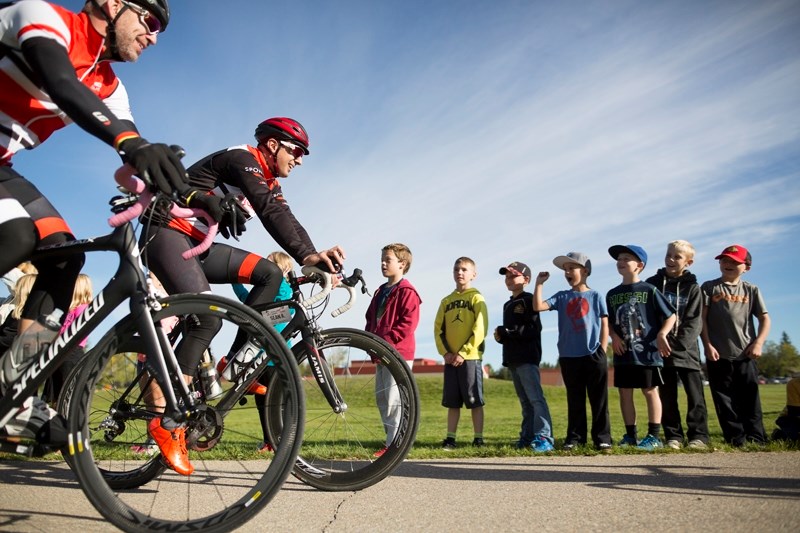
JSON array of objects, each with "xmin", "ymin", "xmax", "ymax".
[
  {"xmin": 608, "ymin": 244, "xmax": 648, "ymax": 267},
  {"xmin": 715, "ymin": 244, "xmax": 751, "ymax": 265},
  {"xmin": 499, "ymin": 261, "xmax": 531, "ymax": 278},
  {"xmin": 552, "ymin": 252, "xmax": 592, "ymax": 276}
]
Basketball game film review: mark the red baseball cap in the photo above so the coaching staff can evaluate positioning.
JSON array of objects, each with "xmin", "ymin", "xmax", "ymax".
[{"xmin": 715, "ymin": 244, "xmax": 751, "ymax": 265}]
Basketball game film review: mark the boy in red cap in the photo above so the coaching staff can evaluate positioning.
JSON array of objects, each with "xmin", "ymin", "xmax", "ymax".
[{"xmin": 701, "ymin": 245, "xmax": 770, "ymax": 446}]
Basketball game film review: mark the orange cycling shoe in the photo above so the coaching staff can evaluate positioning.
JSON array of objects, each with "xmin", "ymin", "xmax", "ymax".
[{"xmin": 148, "ymin": 418, "xmax": 194, "ymax": 476}]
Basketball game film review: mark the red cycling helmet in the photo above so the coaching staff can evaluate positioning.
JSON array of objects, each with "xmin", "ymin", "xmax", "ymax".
[{"xmin": 254, "ymin": 117, "xmax": 310, "ymax": 155}]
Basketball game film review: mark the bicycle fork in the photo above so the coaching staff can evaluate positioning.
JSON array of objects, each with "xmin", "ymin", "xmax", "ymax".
[{"xmin": 299, "ymin": 331, "xmax": 346, "ymax": 413}]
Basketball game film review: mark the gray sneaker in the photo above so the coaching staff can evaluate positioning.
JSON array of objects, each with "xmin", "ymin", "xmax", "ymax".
[
  {"xmin": 666, "ymin": 439, "xmax": 682, "ymax": 449},
  {"xmin": 687, "ymin": 439, "xmax": 708, "ymax": 449}
]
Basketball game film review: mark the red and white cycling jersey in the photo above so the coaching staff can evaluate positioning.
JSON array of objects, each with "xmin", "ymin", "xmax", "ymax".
[{"xmin": 0, "ymin": 0, "xmax": 133, "ymax": 163}]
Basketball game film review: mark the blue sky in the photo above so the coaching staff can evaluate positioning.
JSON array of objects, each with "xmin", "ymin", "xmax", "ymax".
[{"xmin": 6, "ymin": 0, "xmax": 799, "ymax": 370}]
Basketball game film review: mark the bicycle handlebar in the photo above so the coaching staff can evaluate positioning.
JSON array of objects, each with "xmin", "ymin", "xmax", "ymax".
[
  {"xmin": 107, "ymin": 164, "xmax": 218, "ymax": 259},
  {"xmin": 299, "ymin": 265, "xmax": 367, "ymax": 317}
]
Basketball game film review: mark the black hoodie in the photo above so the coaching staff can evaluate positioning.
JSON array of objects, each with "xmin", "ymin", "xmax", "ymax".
[{"xmin": 645, "ymin": 268, "xmax": 702, "ymax": 370}]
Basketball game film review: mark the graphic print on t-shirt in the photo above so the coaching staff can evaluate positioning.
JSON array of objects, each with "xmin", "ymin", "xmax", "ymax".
[
  {"xmin": 566, "ymin": 296, "xmax": 589, "ymax": 333},
  {"xmin": 616, "ymin": 296, "xmax": 647, "ymax": 355}
]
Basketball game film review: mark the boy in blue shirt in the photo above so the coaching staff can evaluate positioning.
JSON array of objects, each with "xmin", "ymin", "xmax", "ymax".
[
  {"xmin": 606, "ymin": 245, "xmax": 676, "ymax": 450},
  {"xmin": 534, "ymin": 252, "xmax": 611, "ymax": 451}
]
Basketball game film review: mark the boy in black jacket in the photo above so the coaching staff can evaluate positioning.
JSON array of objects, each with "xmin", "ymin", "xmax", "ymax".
[
  {"xmin": 645, "ymin": 240, "xmax": 709, "ymax": 449},
  {"xmin": 494, "ymin": 262, "xmax": 554, "ymax": 452}
]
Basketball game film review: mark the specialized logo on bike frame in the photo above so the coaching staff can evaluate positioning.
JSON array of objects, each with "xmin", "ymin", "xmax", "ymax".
[{"xmin": 11, "ymin": 291, "xmax": 105, "ymax": 399}]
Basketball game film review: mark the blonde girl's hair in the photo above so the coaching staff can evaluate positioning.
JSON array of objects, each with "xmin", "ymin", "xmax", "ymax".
[
  {"xmin": 17, "ymin": 262, "xmax": 37, "ymax": 275},
  {"xmin": 267, "ymin": 251, "xmax": 294, "ymax": 276},
  {"xmin": 382, "ymin": 243, "xmax": 413, "ymax": 274},
  {"xmin": 11, "ymin": 274, "xmax": 37, "ymax": 320},
  {"xmin": 69, "ymin": 274, "xmax": 93, "ymax": 309}
]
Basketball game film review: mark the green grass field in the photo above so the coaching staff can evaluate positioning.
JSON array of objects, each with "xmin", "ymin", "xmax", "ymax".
[
  {"xmin": 408, "ymin": 374, "xmax": 795, "ymax": 458},
  {"xmin": 1, "ymin": 373, "xmax": 793, "ymax": 462}
]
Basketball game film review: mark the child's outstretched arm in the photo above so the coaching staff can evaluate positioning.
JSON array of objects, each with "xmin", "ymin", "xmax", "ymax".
[{"xmin": 532, "ymin": 271, "xmax": 551, "ymax": 312}]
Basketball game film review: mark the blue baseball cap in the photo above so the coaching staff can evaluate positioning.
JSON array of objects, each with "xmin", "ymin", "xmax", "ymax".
[{"xmin": 608, "ymin": 244, "xmax": 647, "ymax": 267}]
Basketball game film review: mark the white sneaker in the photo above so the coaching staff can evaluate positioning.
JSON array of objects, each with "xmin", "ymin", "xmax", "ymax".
[
  {"xmin": 687, "ymin": 439, "xmax": 708, "ymax": 449},
  {"xmin": 0, "ymin": 396, "xmax": 66, "ymax": 446},
  {"xmin": 666, "ymin": 439, "xmax": 682, "ymax": 449}
]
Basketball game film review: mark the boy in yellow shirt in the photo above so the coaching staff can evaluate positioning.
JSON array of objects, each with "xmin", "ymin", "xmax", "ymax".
[{"xmin": 434, "ymin": 257, "xmax": 489, "ymax": 449}]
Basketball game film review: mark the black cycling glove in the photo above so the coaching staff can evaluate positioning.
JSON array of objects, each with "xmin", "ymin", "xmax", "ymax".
[
  {"xmin": 118, "ymin": 137, "xmax": 190, "ymax": 197},
  {"xmin": 218, "ymin": 194, "xmax": 248, "ymax": 240},
  {"xmin": 185, "ymin": 191, "xmax": 248, "ymax": 240}
]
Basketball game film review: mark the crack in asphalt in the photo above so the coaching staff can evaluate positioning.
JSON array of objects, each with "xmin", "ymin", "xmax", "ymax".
[{"xmin": 323, "ymin": 491, "xmax": 357, "ymax": 532}]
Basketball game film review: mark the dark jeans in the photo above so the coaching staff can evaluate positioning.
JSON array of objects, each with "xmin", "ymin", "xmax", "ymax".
[
  {"xmin": 707, "ymin": 358, "xmax": 767, "ymax": 445},
  {"xmin": 659, "ymin": 366, "xmax": 710, "ymax": 444},
  {"xmin": 559, "ymin": 349, "xmax": 611, "ymax": 446}
]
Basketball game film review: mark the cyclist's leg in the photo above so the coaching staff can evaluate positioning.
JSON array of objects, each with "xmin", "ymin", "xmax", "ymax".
[
  {"xmin": 201, "ymin": 243, "xmax": 282, "ymax": 353},
  {"xmin": 0, "ymin": 169, "xmax": 84, "ymax": 322},
  {"xmin": 201, "ymin": 244, "xmax": 282, "ymax": 444},
  {"xmin": 0, "ymin": 170, "xmax": 70, "ymax": 448},
  {"xmin": 0, "ymin": 174, "xmax": 36, "ymax": 278},
  {"xmin": 139, "ymin": 227, "xmax": 222, "ymax": 474}
]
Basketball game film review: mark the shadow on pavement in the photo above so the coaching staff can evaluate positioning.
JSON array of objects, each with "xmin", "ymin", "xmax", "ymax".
[{"xmin": 393, "ymin": 459, "xmax": 800, "ymax": 500}]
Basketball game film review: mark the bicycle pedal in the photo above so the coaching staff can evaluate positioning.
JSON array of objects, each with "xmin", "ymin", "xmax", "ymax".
[{"xmin": 0, "ymin": 439, "xmax": 34, "ymax": 457}]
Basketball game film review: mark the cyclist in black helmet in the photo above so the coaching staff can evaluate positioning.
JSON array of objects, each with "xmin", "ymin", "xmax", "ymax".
[
  {"xmin": 140, "ymin": 117, "xmax": 346, "ymax": 474},
  {"xmin": 0, "ymin": 0, "xmax": 202, "ymax": 451}
]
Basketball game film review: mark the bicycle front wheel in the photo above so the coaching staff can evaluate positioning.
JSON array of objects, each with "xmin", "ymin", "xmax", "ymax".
[
  {"xmin": 266, "ymin": 328, "xmax": 419, "ymax": 491},
  {"xmin": 66, "ymin": 294, "xmax": 304, "ymax": 532}
]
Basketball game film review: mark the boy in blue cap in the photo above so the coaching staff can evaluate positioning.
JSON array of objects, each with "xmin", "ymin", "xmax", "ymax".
[{"xmin": 606, "ymin": 245, "xmax": 676, "ymax": 450}]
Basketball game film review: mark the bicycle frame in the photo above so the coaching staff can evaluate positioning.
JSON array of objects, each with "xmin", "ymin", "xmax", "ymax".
[{"xmin": 0, "ymin": 223, "xmax": 194, "ymax": 436}]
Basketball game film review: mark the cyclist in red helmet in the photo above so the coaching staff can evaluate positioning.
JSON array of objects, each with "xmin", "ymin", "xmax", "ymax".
[
  {"xmin": 0, "ymin": 0, "xmax": 193, "ymax": 451},
  {"xmin": 139, "ymin": 117, "xmax": 345, "ymax": 474}
]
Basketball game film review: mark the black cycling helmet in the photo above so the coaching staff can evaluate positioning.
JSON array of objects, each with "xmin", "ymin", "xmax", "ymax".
[
  {"xmin": 89, "ymin": 0, "xmax": 170, "ymax": 34},
  {"xmin": 255, "ymin": 117, "xmax": 310, "ymax": 155},
  {"xmin": 126, "ymin": 0, "xmax": 170, "ymax": 32}
]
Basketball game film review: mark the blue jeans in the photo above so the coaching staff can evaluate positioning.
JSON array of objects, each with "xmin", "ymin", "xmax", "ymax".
[{"xmin": 510, "ymin": 363, "xmax": 553, "ymax": 444}]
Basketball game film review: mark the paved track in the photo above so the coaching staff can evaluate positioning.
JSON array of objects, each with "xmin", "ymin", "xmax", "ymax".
[{"xmin": 1, "ymin": 452, "xmax": 799, "ymax": 532}]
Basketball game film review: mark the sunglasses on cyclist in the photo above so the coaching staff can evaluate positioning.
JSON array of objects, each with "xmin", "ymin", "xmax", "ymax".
[
  {"xmin": 280, "ymin": 141, "xmax": 305, "ymax": 159},
  {"xmin": 121, "ymin": 1, "xmax": 162, "ymax": 35}
]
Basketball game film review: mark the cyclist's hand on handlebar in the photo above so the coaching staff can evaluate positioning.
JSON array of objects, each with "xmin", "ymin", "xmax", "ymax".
[
  {"xmin": 183, "ymin": 188, "xmax": 224, "ymax": 220},
  {"xmin": 303, "ymin": 246, "xmax": 346, "ymax": 274},
  {"xmin": 118, "ymin": 137, "xmax": 190, "ymax": 197},
  {"xmin": 218, "ymin": 194, "xmax": 248, "ymax": 240}
]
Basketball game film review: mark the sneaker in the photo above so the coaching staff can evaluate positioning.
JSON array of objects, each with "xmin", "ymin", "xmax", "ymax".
[
  {"xmin": 618, "ymin": 435, "xmax": 638, "ymax": 447},
  {"xmin": 441, "ymin": 437, "xmax": 457, "ymax": 451},
  {"xmin": 373, "ymin": 446, "xmax": 388, "ymax": 458},
  {"xmin": 637, "ymin": 434, "xmax": 663, "ymax": 451},
  {"xmin": 562, "ymin": 442, "xmax": 579, "ymax": 451},
  {"xmin": 472, "ymin": 437, "xmax": 485, "ymax": 447},
  {"xmin": 666, "ymin": 439, "xmax": 682, "ymax": 450},
  {"xmin": 687, "ymin": 439, "xmax": 708, "ymax": 450},
  {"xmin": 596, "ymin": 442, "xmax": 613, "ymax": 453},
  {"xmin": 0, "ymin": 396, "xmax": 67, "ymax": 447},
  {"xmin": 130, "ymin": 437, "xmax": 158, "ymax": 455},
  {"xmin": 531, "ymin": 437, "xmax": 554, "ymax": 453},
  {"xmin": 148, "ymin": 418, "xmax": 194, "ymax": 476},
  {"xmin": 257, "ymin": 440, "xmax": 274, "ymax": 453}
]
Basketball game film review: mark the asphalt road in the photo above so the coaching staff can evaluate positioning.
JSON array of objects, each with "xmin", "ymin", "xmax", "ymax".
[{"xmin": 1, "ymin": 452, "xmax": 799, "ymax": 532}]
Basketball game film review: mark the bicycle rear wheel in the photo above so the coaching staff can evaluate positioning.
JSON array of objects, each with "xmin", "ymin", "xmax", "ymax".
[
  {"xmin": 66, "ymin": 294, "xmax": 304, "ymax": 532},
  {"xmin": 266, "ymin": 328, "xmax": 419, "ymax": 491}
]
